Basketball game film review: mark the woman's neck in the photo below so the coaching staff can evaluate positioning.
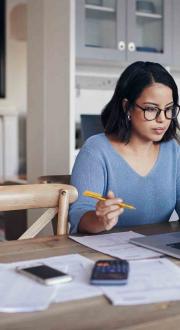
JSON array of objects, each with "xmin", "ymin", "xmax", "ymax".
[
  {"xmin": 107, "ymin": 134, "xmax": 160, "ymax": 177},
  {"xmin": 108, "ymin": 134, "xmax": 158, "ymax": 156},
  {"xmin": 125, "ymin": 136, "xmax": 158, "ymax": 156}
]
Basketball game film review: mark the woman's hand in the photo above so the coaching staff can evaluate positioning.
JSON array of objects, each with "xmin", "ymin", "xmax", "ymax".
[{"xmin": 95, "ymin": 191, "xmax": 124, "ymax": 231}]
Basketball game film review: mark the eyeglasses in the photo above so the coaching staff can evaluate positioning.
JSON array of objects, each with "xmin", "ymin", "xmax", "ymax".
[{"xmin": 135, "ymin": 104, "xmax": 180, "ymax": 121}]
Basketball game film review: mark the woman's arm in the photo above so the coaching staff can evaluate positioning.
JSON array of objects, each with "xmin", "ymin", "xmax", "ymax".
[
  {"xmin": 78, "ymin": 211, "xmax": 105, "ymax": 234},
  {"xmin": 78, "ymin": 191, "xmax": 124, "ymax": 234},
  {"xmin": 69, "ymin": 145, "xmax": 124, "ymax": 233}
]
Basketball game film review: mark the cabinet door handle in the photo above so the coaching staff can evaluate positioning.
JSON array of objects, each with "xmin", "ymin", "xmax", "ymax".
[
  {"xmin": 118, "ymin": 41, "xmax": 125, "ymax": 51},
  {"xmin": 128, "ymin": 42, "xmax": 135, "ymax": 52}
]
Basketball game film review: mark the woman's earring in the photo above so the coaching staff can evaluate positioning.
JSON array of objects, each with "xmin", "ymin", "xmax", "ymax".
[{"xmin": 127, "ymin": 113, "xmax": 131, "ymax": 121}]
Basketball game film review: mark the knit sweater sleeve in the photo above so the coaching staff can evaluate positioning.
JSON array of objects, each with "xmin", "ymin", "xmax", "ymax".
[{"xmin": 69, "ymin": 147, "xmax": 106, "ymax": 234}]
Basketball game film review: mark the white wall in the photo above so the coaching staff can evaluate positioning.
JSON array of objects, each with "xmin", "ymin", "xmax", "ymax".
[
  {"xmin": 27, "ymin": 0, "xmax": 75, "ymax": 182},
  {"xmin": 75, "ymin": 89, "xmax": 113, "ymax": 122}
]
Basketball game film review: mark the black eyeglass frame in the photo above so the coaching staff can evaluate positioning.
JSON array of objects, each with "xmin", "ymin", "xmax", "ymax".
[{"xmin": 135, "ymin": 103, "xmax": 180, "ymax": 121}]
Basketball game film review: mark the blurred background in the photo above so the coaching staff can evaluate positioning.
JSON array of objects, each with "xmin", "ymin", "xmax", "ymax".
[
  {"xmin": 0, "ymin": 0, "xmax": 179, "ymax": 239},
  {"xmin": 0, "ymin": 0, "xmax": 180, "ymax": 184}
]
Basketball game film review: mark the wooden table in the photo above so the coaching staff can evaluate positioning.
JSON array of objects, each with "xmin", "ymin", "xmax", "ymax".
[{"xmin": 1, "ymin": 222, "xmax": 180, "ymax": 330}]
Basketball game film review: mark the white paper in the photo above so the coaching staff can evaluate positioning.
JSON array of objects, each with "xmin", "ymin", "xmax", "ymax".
[
  {"xmin": 0, "ymin": 269, "xmax": 55, "ymax": 312},
  {"xmin": 1, "ymin": 253, "xmax": 180, "ymax": 310},
  {"xmin": 69, "ymin": 231, "xmax": 162, "ymax": 260},
  {"xmin": 102, "ymin": 258, "xmax": 180, "ymax": 305},
  {"xmin": 41, "ymin": 254, "xmax": 102, "ymax": 303},
  {"xmin": 0, "ymin": 254, "xmax": 101, "ymax": 312}
]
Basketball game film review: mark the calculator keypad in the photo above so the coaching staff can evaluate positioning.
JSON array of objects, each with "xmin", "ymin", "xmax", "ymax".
[{"xmin": 92, "ymin": 260, "xmax": 129, "ymax": 280}]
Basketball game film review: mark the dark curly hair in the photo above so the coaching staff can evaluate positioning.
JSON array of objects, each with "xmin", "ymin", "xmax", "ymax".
[{"xmin": 101, "ymin": 61, "xmax": 180, "ymax": 143}]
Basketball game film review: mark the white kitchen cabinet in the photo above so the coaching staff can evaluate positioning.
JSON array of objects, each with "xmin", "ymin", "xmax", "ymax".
[{"xmin": 76, "ymin": 0, "xmax": 172, "ymax": 65}]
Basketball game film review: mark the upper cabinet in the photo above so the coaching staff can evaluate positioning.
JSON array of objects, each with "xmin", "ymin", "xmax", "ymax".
[
  {"xmin": 76, "ymin": 0, "xmax": 172, "ymax": 65},
  {"xmin": 172, "ymin": 0, "xmax": 180, "ymax": 67},
  {"xmin": 76, "ymin": 0, "xmax": 126, "ymax": 62}
]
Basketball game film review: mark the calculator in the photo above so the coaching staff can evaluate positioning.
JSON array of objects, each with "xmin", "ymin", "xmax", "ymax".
[{"xmin": 90, "ymin": 259, "xmax": 129, "ymax": 285}]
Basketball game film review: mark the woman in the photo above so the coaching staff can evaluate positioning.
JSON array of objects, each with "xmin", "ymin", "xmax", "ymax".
[{"xmin": 69, "ymin": 61, "xmax": 180, "ymax": 234}]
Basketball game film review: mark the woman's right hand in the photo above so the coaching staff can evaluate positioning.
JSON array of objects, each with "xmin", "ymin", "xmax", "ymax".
[{"xmin": 95, "ymin": 191, "xmax": 124, "ymax": 231}]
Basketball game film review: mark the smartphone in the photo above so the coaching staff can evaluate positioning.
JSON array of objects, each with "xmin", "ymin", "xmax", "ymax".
[
  {"xmin": 90, "ymin": 259, "xmax": 129, "ymax": 285},
  {"xmin": 16, "ymin": 264, "xmax": 72, "ymax": 285}
]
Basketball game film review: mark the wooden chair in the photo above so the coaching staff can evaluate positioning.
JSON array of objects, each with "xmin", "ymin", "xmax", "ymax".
[
  {"xmin": 37, "ymin": 176, "xmax": 72, "ymax": 235},
  {"xmin": 0, "ymin": 183, "xmax": 78, "ymax": 240}
]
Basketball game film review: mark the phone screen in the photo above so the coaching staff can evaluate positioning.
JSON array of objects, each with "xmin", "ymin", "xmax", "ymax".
[
  {"xmin": 22, "ymin": 265, "xmax": 66, "ymax": 279},
  {"xmin": 16, "ymin": 264, "xmax": 72, "ymax": 285}
]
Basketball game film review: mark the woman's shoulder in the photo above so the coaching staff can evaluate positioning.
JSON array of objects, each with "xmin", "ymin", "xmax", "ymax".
[
  {"xmin": 81, "ymin": 133, "xmax": 108, "ymax": 153},
  {"xmin": 73, "ymin": 133, "xmax": 110, "ymax": 171},
  {"xmin": 162, "ymin": 139, "xmax": 180, "ymax": 158},
  {"xmin": 164, "ymin": 138, "xmax": 179, "ymax": 149}
]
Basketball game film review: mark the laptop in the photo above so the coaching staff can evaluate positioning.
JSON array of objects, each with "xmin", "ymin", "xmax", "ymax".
[{"xmin": 130, "ymin": 231, "xmax": 180, "ymax": 259}]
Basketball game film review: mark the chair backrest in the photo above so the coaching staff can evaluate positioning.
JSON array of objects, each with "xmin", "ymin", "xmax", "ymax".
[
  {"xmin": 80, "ymin": 114, "xmax": 103, "ymax": 142},
  {"xmin": 0, "ymin": 183, "xmax": 78, "ymax": 240}
]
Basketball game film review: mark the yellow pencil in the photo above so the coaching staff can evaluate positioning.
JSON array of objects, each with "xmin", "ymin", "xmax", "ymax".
[{"xmin": 83, "ymin": 190, "xmax": 136, "ymax": 210}]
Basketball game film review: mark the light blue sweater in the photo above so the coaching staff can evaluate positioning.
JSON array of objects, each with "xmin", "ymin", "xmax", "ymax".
[{"xmin": 69, "ymin": 133, "xmax": 180, "ymax": 233}]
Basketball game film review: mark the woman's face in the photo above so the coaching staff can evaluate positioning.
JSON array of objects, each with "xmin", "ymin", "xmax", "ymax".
[{"xmin": 130, "ymin": 83, "xmax": 173, "ymax": 143}]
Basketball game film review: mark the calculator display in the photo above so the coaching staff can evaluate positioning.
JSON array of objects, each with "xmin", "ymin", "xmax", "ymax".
[{"xmin": 90, "ymin": 259, "xmax": 129, "ymax": 285}]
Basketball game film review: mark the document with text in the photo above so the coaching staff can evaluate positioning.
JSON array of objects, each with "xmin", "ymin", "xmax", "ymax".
[
  {"xmin": 0, "ymin": 254, "xmax": 101, "ymax": 312},
  {"xmin": 102, "ymin": 258, "xmax": 180, "ymax": 305},
  {"xmin": 69, "ymin": 231, "xmax": 162, "ymax": 260}
]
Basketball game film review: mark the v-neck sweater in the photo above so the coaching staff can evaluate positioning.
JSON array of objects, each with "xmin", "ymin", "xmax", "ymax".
[{"xmin": 69, "ymin": 133, "xmax": 180, "ymax": 234}]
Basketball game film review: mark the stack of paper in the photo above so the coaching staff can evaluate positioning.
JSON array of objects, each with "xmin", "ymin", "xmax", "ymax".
[
  {"xmin": 69, "ymin": 231, "xmax": 162, "ymax": 260},
  {"xmin": 101, "ymin": 258, "xmax": 180, "ymax": 305},
  {"xmin": 0, "ymin": 268, "xmax": 55, "ymax": 312},
  {"xmin": 2, "ymin": 236, "xmax": 180, "ymax": 311},
  {"xmin": 69, "ymin": 231, "xmax": 180, "ymax": 305},
  {"xmin": 0, "ymin": 254, "xmax": 101, "ymax": 312}
]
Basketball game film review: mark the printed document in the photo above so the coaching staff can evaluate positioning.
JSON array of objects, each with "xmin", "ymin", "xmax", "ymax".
[
  {"xmin": 2, "ymin": 253, "xmax": 180, "ymax": 309},
  {"xmin": 0, "ymin": 269, "xmax": 55, "ymax": 312},
  {"xmin": 69, "ymin": 231, "xmax": 162, "ymax": 260},
  {"xmin": 102, "ymin": 258, "xmax": 180, "ymax": 305},
  {"xmin": 0, "ymin": 254, "xmax": 101, "ymax": 312},
  {"xmin": 40, "ymin": 254, "xmax": 102, "ymax": 304}
]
